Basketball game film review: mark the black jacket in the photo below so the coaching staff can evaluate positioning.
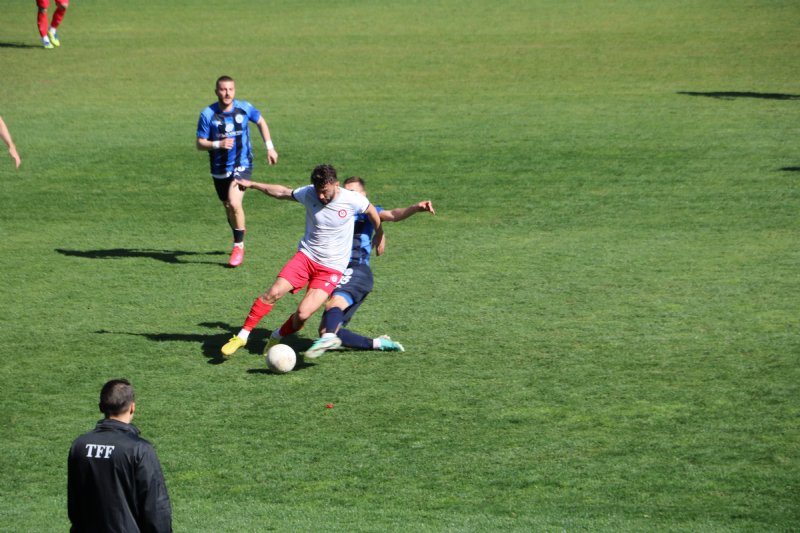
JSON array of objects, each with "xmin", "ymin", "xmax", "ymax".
[{"xmin": 68, "ymin": 419, "xmax": 172, "ymax": 533}]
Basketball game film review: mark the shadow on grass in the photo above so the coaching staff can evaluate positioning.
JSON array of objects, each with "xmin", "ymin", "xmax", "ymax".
[
  {"xmin": 677, "ymin": 91, "xmax": 800, "ymax": 100},
  {"xmin": 95, "ymin": 322, "xmax": 316, "ymax": 371},
  {"xmin": 56, "ymin": 248, "xmax": 228, "ymax": 266},
  {"xmin": 0, "ymin": 42, "xmax": 41, "ymax": 49},
  {"xmin": 780, "ymin": 166, "xmax": 800, "ymax": 172}
]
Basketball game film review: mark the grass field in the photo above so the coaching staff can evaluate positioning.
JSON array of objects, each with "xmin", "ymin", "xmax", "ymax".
[{"xmin": 1, "ymin": 1, "xmax": 799, "ymax": 531}]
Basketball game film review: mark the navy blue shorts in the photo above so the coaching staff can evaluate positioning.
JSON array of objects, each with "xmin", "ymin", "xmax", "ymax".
[
  {"xmin": 212, "ymin": 167, "xmax": 253, "ymax": 202},
  {"xmin": 332, "ymin": 263, "xmax": 374, "ymax": 326}
]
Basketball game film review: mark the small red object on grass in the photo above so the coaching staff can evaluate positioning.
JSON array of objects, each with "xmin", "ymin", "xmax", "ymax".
[{"xmin": 325, "ymin": 403, "xmax": 334, "ymax": 408}]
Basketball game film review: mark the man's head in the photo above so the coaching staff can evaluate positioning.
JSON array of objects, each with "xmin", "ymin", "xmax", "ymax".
[
  {"xmin": 310, "ymin": 164, "xmax": 339, "ymax": 205},
  {"xmin": 215, "ymin": 76, "xmax": 236, "ymax": 109},
  {"xmin": 99, "ymin": 379, "xmax": 135, "ymax": 420},
  {"xmin": 343, "ymin": 176, "xmax": 367, "ymax": 197}
]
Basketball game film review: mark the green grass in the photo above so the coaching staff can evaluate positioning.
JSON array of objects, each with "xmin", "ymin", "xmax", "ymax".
[{"xmin": 1, "ymin": 1, "xmax": 799, "ymax": 531}]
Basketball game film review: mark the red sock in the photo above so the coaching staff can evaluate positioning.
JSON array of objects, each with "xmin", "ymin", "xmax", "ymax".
[
  {"xmin": 38, "ymin": 11, "xmax": 48, "ymax": 37},
  {"xmin": 277, "ymin": 314, "xmax": 303, "ymax": 337},
  {"xmin": 52, "ymin": 5, "xmax": 67, "ymax": 28},
  {"xmin": 243, "ymin": 298, "xmax": 272, "ymax": 331}
]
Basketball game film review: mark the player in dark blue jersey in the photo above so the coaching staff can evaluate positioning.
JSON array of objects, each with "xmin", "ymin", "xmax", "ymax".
[
  {"xmin": 306, "ymin": 176, "xmax": 435, "ymax": 358},
  {"xmin": 196, "ymin": 76, "xmax": 278, "ymax": 267}
]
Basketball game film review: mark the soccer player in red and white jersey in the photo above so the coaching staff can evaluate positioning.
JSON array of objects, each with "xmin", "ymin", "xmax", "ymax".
[
  {"xmin": 37, "ymin": 0, "xmax": 69, "ymax": 49},
  {"xmin": 220, "ymin": 164, "xmax": 382, "ymax": 358}
]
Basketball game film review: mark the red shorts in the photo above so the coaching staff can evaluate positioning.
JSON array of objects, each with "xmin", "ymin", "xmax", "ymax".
[
  {"xmin": 278, "ymin": 252, "xmax": 342, "ymax": 296},
  {"xmin": 37, "ymin": 0, "xmax": 69, "ymax": 7}
]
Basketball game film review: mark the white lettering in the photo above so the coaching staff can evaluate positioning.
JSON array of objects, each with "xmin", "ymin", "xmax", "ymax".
[{"xmin": 84, "ymin": 444, "xmax": 115, "ymax": 458}]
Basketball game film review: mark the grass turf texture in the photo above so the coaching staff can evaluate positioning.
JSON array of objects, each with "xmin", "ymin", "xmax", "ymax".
[{"xmin": 1, "ymin": 0, "xmax": 799, "ymax": 531}]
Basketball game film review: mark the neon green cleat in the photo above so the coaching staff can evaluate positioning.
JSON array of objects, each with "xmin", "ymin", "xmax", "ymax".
[
  {"xmin": 221, "ymin": 336, "xmax": 246, "ymax": 357},
  {"xmin": 43, "ymin": 39, "xmax": 54, "ymax": 49},
  {"xmin": 305, "ymin": 336, "xmax": 342, "ymax": 359},
  {"xmin": 47, "ymin": 29, "xmax": 60, "ymax": 47}
]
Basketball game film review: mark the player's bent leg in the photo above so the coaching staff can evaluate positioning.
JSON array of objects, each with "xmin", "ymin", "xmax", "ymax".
[
  {"xmin": 261, "ymin": 277, "xmax": 294, "ymax": 305},
  {"xmin": 295, "ymin": 288, "xmax": 331, "ymax": 323},
  {"xmin": 300, "ymin": 288, "xmax": 341, "ymax": 358},
  {"xmin": 227, "ymin": 181, "xmax": 246, "ymax": 230}
]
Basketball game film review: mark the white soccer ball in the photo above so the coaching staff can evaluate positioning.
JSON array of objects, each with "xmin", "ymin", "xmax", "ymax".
[{"xmin": 266, "ymin": 344, "xmax": 296, "ymax": 374}]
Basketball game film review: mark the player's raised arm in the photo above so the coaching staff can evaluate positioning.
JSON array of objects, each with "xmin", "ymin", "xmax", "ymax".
[
  {"xmin": 379, "ymin": 200, "xmax": 435, "ymax": 222},
  {"xmin": 236, "ymin": 179, "xmax": 295, "ymax": 200}
]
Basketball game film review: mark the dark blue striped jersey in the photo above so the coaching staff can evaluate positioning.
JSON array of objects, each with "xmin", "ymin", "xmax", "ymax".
[
  {"xmin": 197, "ymin": 100, "xmax": 262, "ymax": 176},
  {"xmin": 350, "ymin": 206, "xmax": 383, "ymax": 266}
]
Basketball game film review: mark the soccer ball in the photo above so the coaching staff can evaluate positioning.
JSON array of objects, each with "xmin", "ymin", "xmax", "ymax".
[{"xmin": 266, "ymin": 344, "xmax": 296, "ymax": 374}]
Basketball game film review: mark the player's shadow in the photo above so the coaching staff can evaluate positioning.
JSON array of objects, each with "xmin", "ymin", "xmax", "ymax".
[
  {"xmin": 0, "ymin": 42, "xmax": 41, "ymax": 49},
  {"xmin": 780, "ymin": 166, "xmax": 800, "ymax": 172},
  {"xmin": 677, "ymin": 91, "xmax": 800, "ymax": 101},
  {"xmin": 56, "ymin": 248, "xmax": 227, "ymax": 266},
  {"xmin": 96, "ymin": 322, "xmax": 316, "ymax": 370}
]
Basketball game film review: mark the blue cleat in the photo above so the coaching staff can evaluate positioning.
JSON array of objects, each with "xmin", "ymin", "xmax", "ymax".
[
  {"xmin": 377, "ymin": 335, "xmax": 405, "ymax": 352},
  {"xmin": 305, "ymin": 335, "xmax": 342, "ymax": 359}
]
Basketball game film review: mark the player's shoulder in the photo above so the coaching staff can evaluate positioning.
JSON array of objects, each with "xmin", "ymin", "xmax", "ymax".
[
  {"xmin": 339, "ymin": 187, "xmax": 366, "ymax": 201},
  {"xmin": 292, "ymin": 184, "xmax": 313, "ymax": 200},
  {"xmin": 199, "ymin": 102, "xmax": 218, "ymax": 117},
  {"xmin": 234, "ymin": 99, "xmax": 258, "ymax": 112}
]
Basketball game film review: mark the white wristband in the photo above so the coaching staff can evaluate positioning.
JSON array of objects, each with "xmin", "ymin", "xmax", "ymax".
[
  {"xmin": 266, "ymin": 140, "xmax": 275, "ymax": 150},
  {"xmin": 212, "ymin": 140, "xmax": 221, "ymax": 149}
]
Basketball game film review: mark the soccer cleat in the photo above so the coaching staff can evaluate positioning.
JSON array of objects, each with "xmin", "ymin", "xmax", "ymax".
[
  {"xmin": 42, "ymin": 38, "xmax": 54, "ymax": 49},
  {"xmin": 263, "ymin": 336, "xmax": 280, "ymax": 354},
  {"xmin": 228, "ymin": 246, "xmax": 244, "ymax": 267},
  {"xmin": 221, "ymin": 336, "xmax": 246, "ymax": 357},
  {"xmin": 305, "ymin": 336, "xmax": 342, "ymax": 359},
  {"xmin": 48, "ymin": 28, "xmax": 60, "ymax": 47},
  {"xmin": 377, "ymin": 335, "xmax": 405, "ymax": 352}
]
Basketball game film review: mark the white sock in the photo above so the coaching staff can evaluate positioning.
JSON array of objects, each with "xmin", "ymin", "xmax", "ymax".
[
  {"xmin": 234, "ymin": 242, "xmax": 244, "ymax": 249},
  {"xmin": 321, "ymin": 332, "xmax": 336, "ymax": 339},
  {"xmin": 237, "ymin": 329, "xmax": 250, "ymax": 341}
]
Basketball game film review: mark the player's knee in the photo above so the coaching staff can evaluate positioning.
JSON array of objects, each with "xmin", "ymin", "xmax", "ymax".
[
  {"xmin": 260, "ymin": 291, "xmax": 280, "ymax": 305},
  {"xmin": 297, "ymin": 304, "xmax": 321, "ymax": 323},
  {"xmin": 38, "ymin": 7, "xmax": 48, "ymax": 14}
]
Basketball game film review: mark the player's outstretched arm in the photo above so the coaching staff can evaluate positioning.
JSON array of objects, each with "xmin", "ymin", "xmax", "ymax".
[
  {"xmin": 236, "ymin": 179, "xmax": 294, "ymax": 200},
  {"xmin": 380, "ymin": 200, "xmax": 435, "ymax": 222}
]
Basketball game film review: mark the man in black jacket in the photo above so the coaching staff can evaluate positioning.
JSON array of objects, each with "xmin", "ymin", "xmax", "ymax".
[{"xmin": 68, "ymin": 379, "xmax": 172, "ymax": 533}]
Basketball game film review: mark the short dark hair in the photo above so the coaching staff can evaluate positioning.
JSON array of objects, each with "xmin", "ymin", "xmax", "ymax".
[
  {"xmin": 310, "ymin": 164, "xmax": 338, "ymax": 188},
  {"xmin": 215, "ymin": 75, "xmax": 234, "ymax": 89},
  {"xmin": 99, "ymin": 379, "xmax": 134, "ymax": 417},
  {"xmin": 344, "ymin": 176, "xmax": 365, "ymax": 187}
]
